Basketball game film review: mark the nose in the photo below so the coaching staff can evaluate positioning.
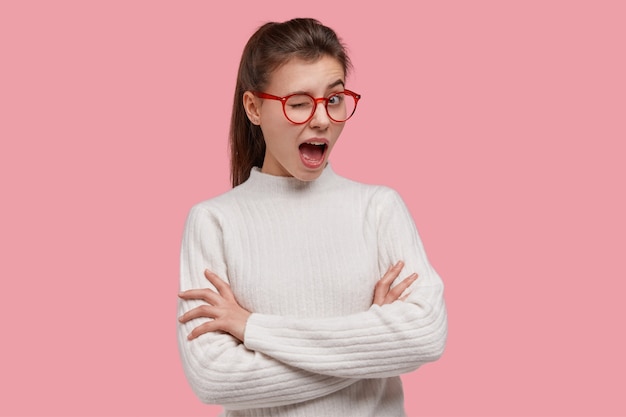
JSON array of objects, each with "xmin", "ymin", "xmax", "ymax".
[{"xmin": 309, "ymin": 98, "xmax": 331, "ymax": 129}]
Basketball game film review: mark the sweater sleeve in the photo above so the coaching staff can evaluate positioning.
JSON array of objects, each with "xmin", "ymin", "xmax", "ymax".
[
  {"xmin": 243, "ymin": 187, "xmax": 448, "ymax": 379},
  {"xmin": 178, "ymin": 204, "xmax": 357, "ymax": 410}
]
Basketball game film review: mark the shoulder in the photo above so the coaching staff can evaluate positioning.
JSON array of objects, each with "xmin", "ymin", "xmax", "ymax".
[
  {"xmin": 329, "ymin": 173, "xmax": 414, "ymax": 231},
  {"xmin": 185, "ymin": 185, "xmax": 248, "ymax": 224},
  {"xmin": 333, "ymin": 171, "xmax": 405, "ymax": 208}
]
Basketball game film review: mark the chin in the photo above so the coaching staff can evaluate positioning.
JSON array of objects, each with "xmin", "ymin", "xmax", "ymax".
[{"xmin": 293, "ymin": 165, "xmax": 326, "ymax": 182}]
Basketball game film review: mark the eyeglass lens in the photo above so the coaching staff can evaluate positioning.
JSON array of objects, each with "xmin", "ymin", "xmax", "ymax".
[{"xmin": 284, "ymin": 93, "xmax": 356, "ymax": 123}]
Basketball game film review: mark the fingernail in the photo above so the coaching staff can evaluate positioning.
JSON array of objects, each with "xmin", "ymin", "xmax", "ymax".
[{"xmin": 395, "ymin": 261, "xmax": 404, "ymax": 268}]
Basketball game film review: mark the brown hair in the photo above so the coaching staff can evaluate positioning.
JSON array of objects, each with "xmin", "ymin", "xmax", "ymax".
[{"xmin": 229, "ymin": 18, "xmax": 352, "ymax": 187}]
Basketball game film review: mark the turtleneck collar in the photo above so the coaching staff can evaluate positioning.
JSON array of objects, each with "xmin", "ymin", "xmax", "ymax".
[{"xmin": 239, "ymin": 163, "xmax": 338, "ymax": 195}]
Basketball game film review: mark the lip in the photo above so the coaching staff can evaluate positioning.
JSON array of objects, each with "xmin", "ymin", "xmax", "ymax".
[
  {"xmin": 298, "ymin": 137, "xmax": 330, "ymax": 169},
  {"xmin": 298, "ymin": 137, "xmax": 330, "ymax": 147}
]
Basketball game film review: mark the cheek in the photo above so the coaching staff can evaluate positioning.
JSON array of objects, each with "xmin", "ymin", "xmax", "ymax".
[
  {"xmin": 260, "ymin": 106, "xmax": 289, "ymax": 130},
  {"xmin": 260, "ymin": 116, "xmax": 287, "ymax": 138},
  {"xmin": 330, "ymin": 124, "xmax": 345, "ymax": 145},
  {"xmin": 260, "ymin": 120, "xmax": 300, "ymax": 149}
]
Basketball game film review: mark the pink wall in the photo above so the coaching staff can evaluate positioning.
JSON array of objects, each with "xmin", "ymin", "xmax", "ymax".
[{"xmin": 1, "ymin": 1, "xmax": 624, "ymax": 416}]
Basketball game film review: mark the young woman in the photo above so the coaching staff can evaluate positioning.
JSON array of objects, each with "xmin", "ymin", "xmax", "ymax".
[{"xmin": 178, "ymin": 18, "xmax": 447, "ymax": 417}]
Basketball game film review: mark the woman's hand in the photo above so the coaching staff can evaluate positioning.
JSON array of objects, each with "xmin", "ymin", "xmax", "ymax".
[
  {"xmin": 178, "ymin": 270, "xmax": 251, "ymax": 342},
  {"xmin": 372, "ymin": 261, "xmax": 418, "ymax": 306}
]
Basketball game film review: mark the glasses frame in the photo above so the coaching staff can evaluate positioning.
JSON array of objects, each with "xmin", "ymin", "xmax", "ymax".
[{"xmin": 253, "ymin": 90, "xmax": 361, "ymax": 124}]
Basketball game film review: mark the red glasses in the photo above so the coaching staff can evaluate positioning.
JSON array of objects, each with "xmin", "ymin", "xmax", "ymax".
[{"xmin": 253, "ymin": 90, "xmax": 361, "ymax": 124}]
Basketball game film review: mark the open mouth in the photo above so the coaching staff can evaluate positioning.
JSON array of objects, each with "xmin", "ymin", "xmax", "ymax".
[{"xmin": 299, "ymin": 141, "xmax": 328, "ymax": 168}]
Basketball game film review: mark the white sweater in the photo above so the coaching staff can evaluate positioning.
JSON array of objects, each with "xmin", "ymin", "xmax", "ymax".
[{"xmin": 178, "ymin": 165, "xmax": 447, "ymax": 417}]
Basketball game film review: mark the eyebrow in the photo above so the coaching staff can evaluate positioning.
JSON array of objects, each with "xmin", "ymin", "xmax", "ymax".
[
  {"xmin": 291, "ymin": 79, "xmax": 345, "ymax": 96},
  {"xmin": 328, "ymin": 79, "xmax": 345, "ymax": 89}
]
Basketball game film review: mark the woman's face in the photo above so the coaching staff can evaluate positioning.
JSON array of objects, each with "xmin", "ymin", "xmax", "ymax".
[{"xmin": 244, "ymin": 55, "xmax": 346, "ymax": 181}]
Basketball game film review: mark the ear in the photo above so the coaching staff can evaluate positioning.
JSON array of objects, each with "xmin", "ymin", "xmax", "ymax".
[{"xmin": 243, "ymin": 91, "xmax": 262, "ymax": 125}]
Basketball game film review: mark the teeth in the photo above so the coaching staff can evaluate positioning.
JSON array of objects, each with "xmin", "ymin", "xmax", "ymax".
[{"xmin": 306, "ymin": 142, "xmax": 325, "ymax": 146}]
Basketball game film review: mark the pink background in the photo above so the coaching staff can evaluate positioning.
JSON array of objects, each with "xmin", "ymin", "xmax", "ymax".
[{"xmin": 1, "ymin": 1, "xmax": 625, "ymax": 416}]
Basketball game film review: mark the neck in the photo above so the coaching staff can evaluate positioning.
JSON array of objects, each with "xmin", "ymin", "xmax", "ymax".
[{"xmin": 241, "ymin": 163, "xmax": 337, "ymax": 194}]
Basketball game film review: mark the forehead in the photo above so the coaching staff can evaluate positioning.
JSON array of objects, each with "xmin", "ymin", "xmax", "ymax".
[{"xmin": 266, "ymin": 56, "xmax": 345, "ymax": 94}]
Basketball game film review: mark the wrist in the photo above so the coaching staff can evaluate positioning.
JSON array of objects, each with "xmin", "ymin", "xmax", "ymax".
[{"xmin": 230, "ymin": 310, "xmax": 252, "ymax": 342}]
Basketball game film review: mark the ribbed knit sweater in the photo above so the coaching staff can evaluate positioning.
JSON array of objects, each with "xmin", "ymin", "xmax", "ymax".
[{"xmin": 178, "ymin": 164, "xmax": 447, "ymax": 417}]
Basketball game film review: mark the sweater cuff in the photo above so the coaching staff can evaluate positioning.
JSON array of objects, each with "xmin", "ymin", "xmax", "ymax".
[{"xmin": 242, "ymin": 312, "xmax": 264, "ymax": 351}]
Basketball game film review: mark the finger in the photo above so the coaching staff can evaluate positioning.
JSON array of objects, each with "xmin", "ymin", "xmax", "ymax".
[
  {"xmin": 399, "ymin": 291, "xmax": 412, "ymax": 302},
  {"xmin": 187, "ymin": 320, "xmax": 221, "ymax": 340},
  {"xmin": 178, "ymin": 288, "xmax": 221, "ymax": 305},
  {"xmin": 204, "ymin": 270, "xmax": 233, "ymax": 296},
  {"xmin": 385, "ymin": 273, "xmax": 418, "ymax": 302},
  {"xmin": 373, "ymin": 261, "xmax": 404, "ymax": 305},
  {"xmin": 380, "ymin": 261, "xmax": 404, "ymax": 284},
  {"xmin": 178, "ymin": 305, "xmax": 220, "ymax": 324}
]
